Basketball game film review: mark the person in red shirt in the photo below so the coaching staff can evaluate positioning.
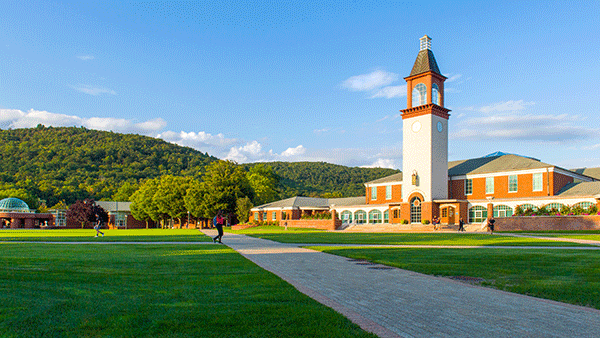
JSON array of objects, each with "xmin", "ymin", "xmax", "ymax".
[{"xmin": 212, "ymin": 210, "xmax": 225, "ymax": 243}]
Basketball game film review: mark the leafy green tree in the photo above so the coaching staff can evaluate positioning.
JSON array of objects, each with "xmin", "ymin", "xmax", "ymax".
[
  {"xmin": 235, "ymin": 196, "xmax": 253, "ymax": 223},
  {"xmin": 112, "ymin": 182, "xmax": 138, "ymax": 201},
  {"xmin": 184, "ymin": 178, "xmax": 203, "ymax": 218},
  {"xmin": 199, "ymin": 160, "xmax": 252, "ymax": 219},
  {"xmin": 247, "ymin": 164, "xmax": 279, "ymax": 206},
  {"xmin": 131, "ymin": 178, "xmax": 162, "ymax": 227},
  {"xmin": 153, "ymin": 175, "xmax": 192, "ymax": 225}
]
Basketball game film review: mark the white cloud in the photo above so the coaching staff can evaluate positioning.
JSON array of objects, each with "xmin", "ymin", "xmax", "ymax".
[
  {"xmin": 72, "ymin": 85, "xmax": 117, "ymax": 96},
  {"xmin": 444, "ymin": 73, "xmax": 462, "ymax": 82},
  {"xmin": 361, "ymin": 158, "xmax": 400, "ymax": 169},
  {"xmin": 77, "ymin": 55, "xmax": 94, "ymax": 61},
  {"xmin": 281, "ymin": 145, "xmax": 306, "ymax": 157},
  {"xmin": 342, "ymin": 70, "xmax": 398, "ymax": 92},
  {"xmin": 370, "ymin": 85, "xmax": 407, "ymax": 99},
  {"xmin": 477, "ymin": 100, "xmax": 535, "ymax": 114},
  {"xmin": 0, "ymin": 108, "xmax": 166, "ymax": 135}
]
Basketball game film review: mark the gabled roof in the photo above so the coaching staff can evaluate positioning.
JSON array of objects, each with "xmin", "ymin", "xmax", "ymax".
[
  {"xmin": 96, "ymin": 201, "xmax": 132, "ymax": 212},
  {"xmin": 409, "ymin": 49, "xmax": 442, "ymax": 77},
  {"xmin": 556, "ymin": 181, "xmax": 600, "ymax": 197},
  {"xmin": 329, "ymin": 196, "xmax": 367, "ymax": 206},
  {"xmin": 254, "ymin": 196, "xmax": 330, "ymax": 210},
  {"xmin": 365, "ymin": 172, "xmax": 403, "ymax": 185},
  {"xmin": 448, "ymin": 154, "xmax": 552, "ymax": 176},
  {"xmin": 570, "ymin": 167, "xmax": 600, "ymax": 180}
]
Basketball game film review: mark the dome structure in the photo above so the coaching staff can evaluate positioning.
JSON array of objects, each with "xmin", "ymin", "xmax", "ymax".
[{"xmin": 0, "ymin": 197, "xmax": 30, "ymax": 213}]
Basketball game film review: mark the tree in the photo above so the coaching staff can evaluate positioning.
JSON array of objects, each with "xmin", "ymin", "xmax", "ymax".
[
  {"xmin": 153, "ymin": 175, "xmax": 192, "ymax": 226},
  {"xmin": 235, "ymin": 196, "xmax": 253, "ymax": 224},
  {"xmin": 247, "ymin": 164, "xmax": 279, "ymax": 206},
  {"xmin": 66, "ymin": 199, "xmax": 106, "ymax": 228},
  {"xmin": 199, "ymin": 160, "xmax": 252, "ymax": 219},
  {"xmin": 112, "ymin": 182, "xmax": 138, "ymax": 201},
  {"xmin": 130, "ymin": 178, "xmax": 161, "ymax": 228},
  {"xmin": 184, "ymin": 178, "xmax": 203, "ymax": 218}
]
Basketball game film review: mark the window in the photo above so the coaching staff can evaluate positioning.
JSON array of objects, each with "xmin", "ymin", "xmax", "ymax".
[
  {"xmin": 386, "ymin": 185, "xmax": 392, "ymax": 200},
  {"xmin": 410, "ymin": 197, "xmax": 422, "ymax": 223},
  {"xmin": 469, "ymin": 206, "xmax": 488, "ymax": 223},
  {"xmin": 545, "ymin": 203, "xmax": 565, "ymax": 211},
  {"xmin": 115, "ymin": 212, "xmax": 127, "ymax": 228},
  {"xmin": 518, "ymin": 204, "xmax": 537, "ymax": 212},
  {"xmin": 272, "ymin": 212, "xmax": 277, "ymax": 221},
  {"xmin": 486, "ymin": 177, "xmax": 494, "ymax": 194},
  {"xmin": 262, "ymin": 212, "xmax": 267, "ymax": 220},
  {"xmin": 368, "ymin": 210, "xmax": 382, "ymax": 224},
  {"xmin": 442, "ymin": 208, "xmax": 448, "ymax": 217},
  {"xmin": 254, "ymin": 212, "xmax": 258, "ymax": 220},
  {"xmin": 493, "ymin": 205, "xmax": 513, "ymax": 217},
  {"xmin": 383, "ymin": 210, "xmax": 389, "ymax": 223},
  {"xmin": 371, "ymin": 186, "xmax": 377, "ymax": 200},
  {"xmin": 392, "ymin": 209, "xmax": 399, "ymax": 219},
  {"xmin": 508, "ymin": 175, "xmax": 518, "ymax": 192},
  {"xmin": 412, "ymin": 83, "xmax": 427, "ymax": 106},
  {"xmin": 432, "ymin": 83, "xmax": 440, "ymax": 105},
  {"xmin": 282, "ymin": 211, "xmax": 287, "ymax": 220},
  {"xmin": 465, "ymin": 179, "xmax": 473, "ymax": 195},
  {"xmin": 574, "ymin": 202, "xmax": 593, "ymax": 210},
  {"xmin": 341, "ymin": 211, "xmax": 352, "ymax": 223},
  {"xmin": 354, "ymin": 210, "xmax": 366, "ymax": 224},
  {"xmin": 533, "ymin": 173, "xmax": 543, "ymax": 191}
]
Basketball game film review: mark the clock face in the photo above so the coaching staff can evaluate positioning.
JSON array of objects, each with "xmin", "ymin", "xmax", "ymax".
[
  {"xmin": 437, "ymin": 121, "xmax": 443, "ymax": 132},
  {"xmin": 412, "ymin": 121, "xmax": 422, "ymax": 133}
]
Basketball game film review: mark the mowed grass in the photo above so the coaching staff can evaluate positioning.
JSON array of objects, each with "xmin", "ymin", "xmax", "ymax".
[
  {"xmin": 0, "ymin": 229, "xmax": 212, "ymax": 242},
  {"xmin": 230, "ymin": 226, "xmax": 589, "ymax": 246},
  {"xmin": 308, "ymin": 246, "xmax": 600, "ymax": 310},
  {"xmin": 0, "ymin": 243, "xmax": 375, "ymax": 338}
]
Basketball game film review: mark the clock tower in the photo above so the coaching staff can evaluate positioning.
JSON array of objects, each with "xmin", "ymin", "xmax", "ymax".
[{"xmin": 400, "ymin": 35, "xmax": 451, "ymax": 223}]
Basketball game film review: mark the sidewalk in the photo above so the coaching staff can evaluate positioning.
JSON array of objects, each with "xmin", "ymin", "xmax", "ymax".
[{"xmin": 203, "ymin": 230, "xmax": 600, "ymax": 338}]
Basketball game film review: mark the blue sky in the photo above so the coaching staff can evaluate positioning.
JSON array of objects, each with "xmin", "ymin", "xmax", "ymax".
[{"xmin": 1, "ymin": 1, "xmax": 599, "ymax": 169}]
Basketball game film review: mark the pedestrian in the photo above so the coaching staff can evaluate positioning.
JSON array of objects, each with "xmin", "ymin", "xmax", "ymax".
[
  {"xmin": 212, "ymin": 210, "xmax": 224, "ymax": 244},
  {"xmin": 458, "ymin": 217, "xmax": 465, "ymax": 232},
  {"xmin": 94, "ymin": 213, "xmax": 105, "ymax": 237},
  {"xmin": 487, "ymin": 217, "xmax": 496, "ymax": 234},
  {"xmin": 432, "ymin": 216, "xmax": 439, "ymax": 230}
]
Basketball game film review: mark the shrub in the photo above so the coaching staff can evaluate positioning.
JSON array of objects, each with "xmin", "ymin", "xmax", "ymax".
[
  {"xmin": 300, "ymin": 212, "xmax": 332, "ymax": 220},
  {"xmin": 401, "ymin": 219, "xmax": 409, "ymax": 224},
  {"xmin": 588, "ymin": 205, "xmax": 598, "ymax": 215},
  {"xmin": 421, "ymin": 219, "xmax": 430, "ymax": 225},
  {"xmin": 560, "ymin": 205, "xmax": 571, "ymax": 215},
  {"xmin": 514, "ymin": 205, "xmax": 523, "ymax": 216}
]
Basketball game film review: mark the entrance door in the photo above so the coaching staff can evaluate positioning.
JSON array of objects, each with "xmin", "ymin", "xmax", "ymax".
[{"xmin": 441, "ymin": 206, "xmax": 455, "ymax": 224}]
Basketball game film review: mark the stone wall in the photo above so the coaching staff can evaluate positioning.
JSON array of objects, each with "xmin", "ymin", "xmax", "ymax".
[
  {"xmin": 283, "ymin": 219, "xmax": 341, "ymax": 230},
  {"xmin": 495, "ymin": 215, "xmax": 600, "ymax": 231}
]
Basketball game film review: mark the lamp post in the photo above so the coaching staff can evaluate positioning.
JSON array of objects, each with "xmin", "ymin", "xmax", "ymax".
[{"xmin": 187, "ymin": 210, "xmax": 190, "ymax": 229}]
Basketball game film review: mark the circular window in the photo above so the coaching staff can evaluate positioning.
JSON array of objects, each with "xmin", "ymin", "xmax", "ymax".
[
  {"xmin": 412, "ymin": 121, "xmax": 422, "ymax": 133},
  {"xmin": 437, "ymin": 121, "xmax": 443, "ymax": 132}
]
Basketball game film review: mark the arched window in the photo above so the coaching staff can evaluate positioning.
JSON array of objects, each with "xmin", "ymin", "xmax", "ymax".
[
  {"xmin": 493, "ymin": 205, "xmax": 513, "ymax": 217},
  {"xmin": 354, "ymin": 210, "xmax": 366, "ymax": 224},
  {"xmin": 410, "ymin": 197, "xmax": 422, "ymax": 223},
  {"xmin": 368, "ymin": 210, "xmax": 382, "ymax": 224},
  {"xmin": 341, "ymin": 211, "xmax": 352, "ymax": 223},
  {"xmin": 412, "ymin": 83, "xmax": 427, "ymax": 107},
  {"xmin": 383, "ymin": 210, "xmax": 390, "ymax": 223},
  {"xmin": 544, "ymin": 203, "xmax": 565, "ymax": 212},
  {"xmin": 574, "ymin": 202, "xmax": 593, "ymax": 210},
  {"xmin": 469, "ymin": 206, "xmax": 487, "ymax": 223},
  {"xmin": 432, "ymin": 83, "xmax": 440, "ymax": 105},
  {"xmin": 518, "ymin": 204, "xmax": 537, "ymax": 212}
]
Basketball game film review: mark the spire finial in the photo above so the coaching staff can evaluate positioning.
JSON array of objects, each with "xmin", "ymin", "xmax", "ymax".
[{"xmin": 420, "ymin": 35, "xmax": 431, "ymax": 51}]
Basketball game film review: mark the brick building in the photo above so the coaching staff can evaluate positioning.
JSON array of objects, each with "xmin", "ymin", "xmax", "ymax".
[{"xmin": 250, "ymin": 36, "xmax": 600, "ymax": 226}]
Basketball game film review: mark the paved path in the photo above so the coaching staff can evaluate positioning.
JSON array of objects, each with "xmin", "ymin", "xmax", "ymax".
[{"xmin": 203, "ymin": 230, "xmax": 600, "ymax": 338}]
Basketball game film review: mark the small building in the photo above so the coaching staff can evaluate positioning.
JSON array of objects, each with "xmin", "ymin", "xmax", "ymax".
[
  {"xmin": 0, "ymin": 197, "xmax": 53, "ymax": 229},
  {"xmin": 95, "ymin": 201, "xmax": 153, "ymax": 229}
]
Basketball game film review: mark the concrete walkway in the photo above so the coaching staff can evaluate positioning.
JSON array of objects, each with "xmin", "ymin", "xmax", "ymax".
[{"xmin": 203, "ymin": 230, "xmax": 600, "ymax": 338}]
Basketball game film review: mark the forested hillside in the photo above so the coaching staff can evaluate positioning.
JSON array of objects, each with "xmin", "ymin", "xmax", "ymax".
[
  {"xmin": 0, "ymin": 125, "xmax": 217, "ymax": 207},
  {"xmin": 0, "ymin": 126, "xmax": 399, "ymax": 208},
  {"xmin": 245, "ymin": 162, "xmax": 399, "ymax": 198}
]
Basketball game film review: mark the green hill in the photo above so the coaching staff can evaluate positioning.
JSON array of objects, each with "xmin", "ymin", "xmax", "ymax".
[{"xmin": 0, "ymin": 126, "xmax": 399, "ymax": 207}]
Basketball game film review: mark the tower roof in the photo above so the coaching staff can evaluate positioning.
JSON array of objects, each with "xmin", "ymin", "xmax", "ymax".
[{"xmin": 408, "ymin": 35, "xmax": 442, "ymax": 77}]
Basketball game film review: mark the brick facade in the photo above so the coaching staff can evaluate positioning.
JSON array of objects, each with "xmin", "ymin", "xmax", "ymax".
[{"xmin": 495, "ymin": 215, "xmax": 600, "ymax": 231}]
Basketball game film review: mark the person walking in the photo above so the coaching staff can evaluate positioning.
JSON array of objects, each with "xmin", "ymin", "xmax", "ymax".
[
  {"xmin": 212, "ymin": 210, "xmax": 224, "ymax": 244},
  {"xmin": 94, "ymin": 213, "xmax": 105, "ymax": 237},
  {"xmin": 458, "ymin": 217, "xmax": 465, "ymax": 232},
  {"xmin": 487, "ymin": 217, "xmax": 496, "ymax": 234}
]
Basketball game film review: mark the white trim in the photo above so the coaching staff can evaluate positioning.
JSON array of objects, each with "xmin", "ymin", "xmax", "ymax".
[
  {"xmin": 451, "ymin": 167, "xmax": 594, "ymax": 182},
  {"xmin": 366, "ymin": 181, "xmax": 402, "ymax": 188}
]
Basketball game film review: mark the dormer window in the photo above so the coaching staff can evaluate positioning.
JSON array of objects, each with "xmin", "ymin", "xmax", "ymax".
[{"xmin": 412, "ymin": 83, "xmax": 427, "ymax": 107}]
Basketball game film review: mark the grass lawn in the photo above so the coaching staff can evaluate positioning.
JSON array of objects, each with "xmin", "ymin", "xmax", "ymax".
[
  {"xmin": 229, "ymin": 226, "xmax": 589, "ymax": 246},
  {"xmin": 308, "ymin": 246, "xmax": 600, "ymax": 310},
  {"xmin": 0, "ymin": 243, "xmax": 375, "ymax": 338},
  {"xmin": 0, "ymin": 229, "xmax": 212, "ymax": 242}
]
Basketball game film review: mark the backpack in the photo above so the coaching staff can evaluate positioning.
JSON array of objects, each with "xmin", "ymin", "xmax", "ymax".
[{"xmin": 212, "ymin": 216, "xmax": 218, "ymax": 227}]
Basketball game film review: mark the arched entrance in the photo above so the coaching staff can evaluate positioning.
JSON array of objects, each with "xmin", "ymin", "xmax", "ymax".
[
  {"xmin": 441, "ymin": 206, "xmax": 455, "ymax": 224},
  {"xmin": 410, "ymin": 197, "xmax": 422, "ymax": 224}
]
